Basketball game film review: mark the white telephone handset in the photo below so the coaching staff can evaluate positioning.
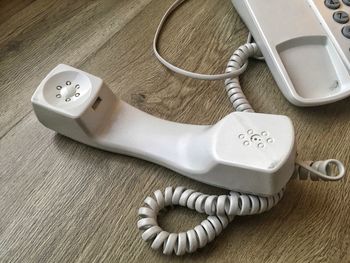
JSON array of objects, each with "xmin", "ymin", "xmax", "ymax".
[
  {"xmin": 31, "ymin": 0, "xmax": 347, "ymax": 256},
  {"xmin": 31, "ymin": 64, "xmax": 296, "ymax": 196}
]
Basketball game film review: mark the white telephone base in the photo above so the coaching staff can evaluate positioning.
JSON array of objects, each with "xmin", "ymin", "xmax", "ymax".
[
  {"xmin": 31, "ymin": 64, "xmax": 296, "ymax": 196},
  {"xmin": 232, "ymin": 0, "xmax": 350, "ymax": 106}
]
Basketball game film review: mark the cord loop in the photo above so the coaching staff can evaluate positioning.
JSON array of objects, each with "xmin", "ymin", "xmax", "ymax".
[
  {"xmin": 153, "ymin": 0, "xmax": 252, "ymax": 80},
  {"xmin": 294, "ymin": 159, "xmax": 346, "ymax": 181},
  {"xmin": 138, "ymin": 186, "xmax": 284, "ymax": 255}
]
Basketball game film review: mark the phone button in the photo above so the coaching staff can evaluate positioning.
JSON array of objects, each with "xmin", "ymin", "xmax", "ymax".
[
  {"xmin": 342, "ymin": 25, "xmax": 350, "ymax": 38},
  {"xmin": 333, "ymin": 11, "xmax": 349, "ymax": 24},
  {"xmin": 343, "ymin": 0, "xmax": 350, "ymax": 6},
  {"xmin": 325, "ymin": 0, "xmax": 341, "ymax": 9}
]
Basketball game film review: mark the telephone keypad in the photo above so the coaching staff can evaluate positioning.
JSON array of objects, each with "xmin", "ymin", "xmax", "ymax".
[
  {"xmin": 309, "ymin": 0, "xmax": 350, "ymax": 70},
  {"xmin": 317, "ymin": 0, "xmax": 350, "ymax": 40}
]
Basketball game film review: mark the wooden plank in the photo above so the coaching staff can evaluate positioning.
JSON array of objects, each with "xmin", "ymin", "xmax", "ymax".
[{"xmin": 0, "ymin": 0, "xmax": 34, "ymax": 25}]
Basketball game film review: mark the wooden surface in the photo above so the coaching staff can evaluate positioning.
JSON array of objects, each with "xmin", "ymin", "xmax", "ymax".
[{"xmin": 1, "ymin": 0, "xmax": 350, "ymax": 262}]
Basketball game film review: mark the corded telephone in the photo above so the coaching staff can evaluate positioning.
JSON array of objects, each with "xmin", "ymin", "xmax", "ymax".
[{"xmin": 31, "ymin": 0, "xmax": 347, "ymax": 256}]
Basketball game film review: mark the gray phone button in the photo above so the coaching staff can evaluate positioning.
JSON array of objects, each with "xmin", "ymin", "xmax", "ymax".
[
  {"xmin": 342, "ymin": 25, "xmax": 350, "ymax": 38},
  {"xmin": 325, "ymin": 0, "xmax": 341, "ymax": 9},
  {"xmin": 343, "ymin": 0, "xmax": 350, "ymax": 6},
  {"xmin": 333, "ymin": 11, "xmax": 350, "ymax": 23}
]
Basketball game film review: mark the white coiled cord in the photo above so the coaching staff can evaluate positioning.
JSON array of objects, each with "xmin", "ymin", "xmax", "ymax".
[
  {"xmin": 137, "ymin": 161, "xmax": 344, "ymax": 256},
  {"xmin": 294, "ymin": 159, "xmax": 346, "ymax": 181},
  {"xmin": 224, "ymin": 42, "xmax": 261, "ymax": 112},
  {"xmin": 138, "ymin": 187, "xmax": 284, "ymax": 256},
  {"xmin": 137, "ymin": 0, "xmax": 346, "ymax": 256}
]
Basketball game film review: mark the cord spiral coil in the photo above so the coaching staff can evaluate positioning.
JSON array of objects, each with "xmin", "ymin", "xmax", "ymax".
[
  {"xmin": 137, "ymin": 160, "xmax": 344, "ymax": 255},
  {"xmin": 224, "ymin": 43, "xmax": 261, "ymax": 112},
  {"xmin": 138, "ymin": 187, "xmax": 284, "ymax": 256}
]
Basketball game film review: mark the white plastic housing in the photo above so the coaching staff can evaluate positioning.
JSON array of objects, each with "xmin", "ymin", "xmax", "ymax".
[
  {"xmin": 232, "ymin": 0, "xmax": 350, "ymax": 106},
  {"xmin": 32, "ymin": 64, "xmax": 296, "ymax": 196}
]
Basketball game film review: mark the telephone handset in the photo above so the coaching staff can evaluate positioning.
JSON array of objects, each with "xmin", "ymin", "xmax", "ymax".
[
  {"xmin": 31, "ymin": 0, "xmax": 347, "ymax": 256},
  {"xmin": 31, "ymin": 64, "xmax": 296, "ymax": 196},
  {"xmin": 232, "ymin": 0, "xmax": 350, "ymax": 106}
]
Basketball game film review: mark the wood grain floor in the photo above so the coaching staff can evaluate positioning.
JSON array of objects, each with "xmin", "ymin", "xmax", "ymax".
[{"xmin": 1, "ymin": 0, "xmax": 350, "ymax": 262}]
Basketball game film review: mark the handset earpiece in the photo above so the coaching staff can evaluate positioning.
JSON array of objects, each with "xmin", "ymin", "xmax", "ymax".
[
  {"xmin": 32, "ymin": 64, "xmax": 296, "ymax": 196},
  {"xmin": 31, "ymin": 64, "xmax": 117, "ymax": 138}
]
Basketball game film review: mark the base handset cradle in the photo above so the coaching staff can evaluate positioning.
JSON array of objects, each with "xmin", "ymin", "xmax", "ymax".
[
  {"xmin": 231, "ymin": 0, "xmax": 350, "ymax": 106},
  {"xmin": 31, "ymin": 64, "xmax": 296, "ymax": 196}
]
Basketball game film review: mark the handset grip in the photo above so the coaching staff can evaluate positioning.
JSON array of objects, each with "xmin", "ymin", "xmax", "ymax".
[{"xmin": 95, "ymin": 100, "xmax": 211, "ymax": 175}]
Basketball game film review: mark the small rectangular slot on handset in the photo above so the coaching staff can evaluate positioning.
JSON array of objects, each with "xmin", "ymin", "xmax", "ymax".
[{"xmin": 92, "ymin": 97, "xmax": 102, "ymax": 110}]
